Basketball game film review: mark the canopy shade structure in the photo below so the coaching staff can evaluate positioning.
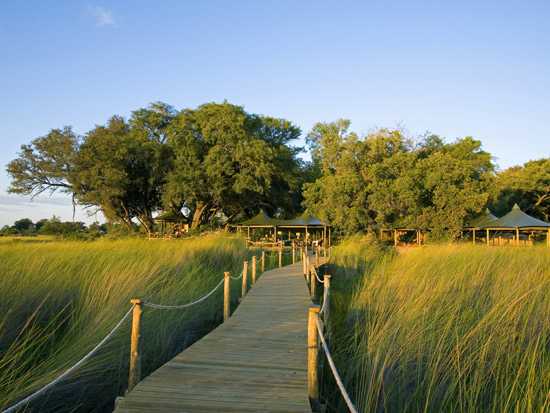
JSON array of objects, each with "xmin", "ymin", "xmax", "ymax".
[
  {"xmin": 465, "ymin": 208, "xmax": 498, "ymax": 229},
  {"xmin": 238, "ymin": 210, "xmax": 282, "ymax": 227},
  {"xmin": 154, "ymin": 211, "xmax": 188, "ymax": 223},
  {"xmin": 277, "ymin": 213, "xmax": 328, "ymax": 228},
  {"xmin": 486, "ymin": 204, "xmax": 550, "ymax": 229},
  {"xmin": 234, "ymin": 210, "xmax": 331, "ymax": 248}
]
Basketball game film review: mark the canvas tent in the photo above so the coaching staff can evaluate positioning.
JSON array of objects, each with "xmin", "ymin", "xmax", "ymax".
[
  {"xmin": 234, "ymin": 210, "xmax": 330, "ymax": 247},
  {"xmin": 483, "ymin": 204, "xmax": 550, "ymax": 246},
  {"xmin": 465, "ymin": 208, "xmax": 498, "ymax": 245}
]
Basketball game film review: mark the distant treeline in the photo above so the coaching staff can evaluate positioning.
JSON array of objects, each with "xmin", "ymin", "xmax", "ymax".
[
  {"xmin": 0, "ymin": 216, "xmax": 107, "ymax": 239},
  {"xmin": 7, "ymin": 102, "xmax": 549, "ymax": 239}
]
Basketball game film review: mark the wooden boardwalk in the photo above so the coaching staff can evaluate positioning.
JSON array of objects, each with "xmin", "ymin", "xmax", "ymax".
[{"xmin": 115, "ymin": 262, "xmax": 312, "ymax": 413}]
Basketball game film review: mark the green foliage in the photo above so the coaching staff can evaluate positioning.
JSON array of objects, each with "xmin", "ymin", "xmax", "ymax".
[
  {"xmin": 304, "ymin": 122, "xmax": 495, "ymax": 239},
  {"xmin": 328, "ymin": 243, "xmax": 550, "ymax": 413},
  {"xmin": 6, "ymin": 127, "xmax": 78, "ymax": 198},
  {"xmin": 493, "ymin": 158, "xmax": 550, "ymax": 221},
  {"xmin": 163, "ymin": 102, "xmax": 304, "ymax": 228},
  {"xmin": 7, "ymin": 102, "xmax": 305, "ymax": 233}
]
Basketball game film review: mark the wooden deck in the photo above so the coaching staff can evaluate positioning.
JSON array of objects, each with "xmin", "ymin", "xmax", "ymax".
[{"xmin": 115, "ymin": 262, "xmax": 312, "ymax": 413}]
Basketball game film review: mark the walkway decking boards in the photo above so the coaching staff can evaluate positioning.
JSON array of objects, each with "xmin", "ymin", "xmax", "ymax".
[{"xmin": 115, "ymin": 262, "xmax": 312, "ymax": 413}]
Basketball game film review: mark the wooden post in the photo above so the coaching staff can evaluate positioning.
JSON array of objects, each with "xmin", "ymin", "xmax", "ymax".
[
  {"xmin": 261, "ymin": 250, "xmax": 265, "ymax": 273},
  {"xmin": 311, "ymin": 268, "xmax": 317, "ymax": 299},
  {"xmin": 242, "ymin": 260, "xmax": 248, "ymax": 297},
  {"xmin": 308, "ymin": 305, "xmax": 321, "ymax": 411},
  {"xmin": 394, "ymin": 229, "xmax": 398, "ymax": 247},
  {"xmin": 323, "ymin": 274, "xmax": 331, "ymax": 326},
  {"xmin": 251, "ymin": 256, "xmax": 257, "ymax": 284},
  {"xmin": 486, "ymin": 229, "xmax": 490, "ymax": 246},
  {"xmin": 302, "ymin": 249, "xmax": 307, "ymax": 276},
  {"xmin": 292, "ymin": 242, "xmax": 296, "ymax": 264},
  {"xmin": 515, "ymin": 227, "xmax": 520, "ymax": 246},
  {"xmin": 128, "ymin": 299, "xmax": 143, "ymax": 393},
  {"xmin": 224, "ymin": 272, "xmax": 231, "ymax": 321},
  {"xmin": 473, "ymin": 229, "xmax": 476, "ymax": 245},
  {"xmin": 278, "ymin": 248, "xmax": 283, "ymax": 268}
]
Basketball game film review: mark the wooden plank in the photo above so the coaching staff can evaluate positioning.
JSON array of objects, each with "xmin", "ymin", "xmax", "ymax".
[{"xmin": 115, "ymin": 262, "xmax": 311, "ymax": 412}]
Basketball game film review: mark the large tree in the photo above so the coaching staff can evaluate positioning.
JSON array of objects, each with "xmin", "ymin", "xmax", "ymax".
[
  {"xmin": 303, "ymin": 122, "xmax": 496, "ymax": 239},
  {"xmin": 7, "ymin": 127, "xmax": 78, "ymax": 198},
  {"xmin": 73, "ymin": 115, "xmax": 171, "ymax": 234},
  {"xmin": 163, "ymin": 102, "xmax": 303, "ymax": 228},
  {"xmin": 493, "ymin": 158, "xmax": 550, "ymax": 221}
]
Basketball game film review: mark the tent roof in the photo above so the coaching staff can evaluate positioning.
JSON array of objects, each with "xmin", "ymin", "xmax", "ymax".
[
  {"xmin": 465, "ymin": 208, "xmax": 498, "ymax": 229},
  {"xmin": 486, "ymin": 204, "xmax": 550, "ymax": 229},
  {"xmin": 239, "ymin": 210, "xmax": 281, "ymax": 226},
  {"xmin": 278, "ymin": 213, "xmax": 328, "ymax": 227},
  {"xmin": 154, "ymin": 211, "xmax": 187, "ymax": 222},
  {"xmin": 238, "ymin": 210, "xmax": 328, "ymax": 227}
]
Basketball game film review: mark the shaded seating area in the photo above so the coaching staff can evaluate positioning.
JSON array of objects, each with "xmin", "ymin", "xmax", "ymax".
[
  {"xmin": 464, "ymin": 208, "xmax": 498, "ymax": 244},
  {"xmin": 481, "ymin": 204, "xmax": 550, "ymax": 246},
  {"xmin": 151, "ymin": 211, "xmax": 189, "ymax": 239},
  {"xmin": 379, "ymin": 228, "xmax": 427, "ymax": 246},
  {"xmin": 234, "ymin": 210, "xmax": 331, "ymax": 249}
]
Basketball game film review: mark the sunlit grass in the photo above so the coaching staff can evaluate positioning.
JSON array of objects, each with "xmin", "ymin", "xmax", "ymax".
[
  {"xmin": 0, "ymin": 234, "xmax": 251, "ymax": 411},
  {"xmin": 329, "ymin": 241, "xmax": 550, "ymax": 413}
]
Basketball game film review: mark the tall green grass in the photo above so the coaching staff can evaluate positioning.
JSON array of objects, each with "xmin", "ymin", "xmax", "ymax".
[
  {"xmin": 0, "ymin": 234, "xmax": 249, "ymax": 411},
  {"xmin": 329, "ymin": 242, "xmax": 550, "ymax": 413}
]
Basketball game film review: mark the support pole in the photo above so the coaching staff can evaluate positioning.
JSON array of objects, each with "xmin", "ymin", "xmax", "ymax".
[
  {"xmin": 311, "ymin": 267, "xmax": 317, "ymax": 299},
  {"xmin": 242, "ymin": 260, "xmax": 248, "ymax": 297},
  {"xmin": 323, "ymin": 274, "xmax": 331, "ymax": 327},
  {"xmin": 394, "ymin": 229, "xmax": 398, "ymax": 247},
  {"xmin": 278, "ymin": 248, "xmax": 283, "ymax": 268},
  {"xmin": 292, "ymin": 241, "xmax": 296, "ymax": 264},
  {"xmin": 251, "ymin": 256, "xmax": 257, "ymax": 284},
  {"xmin": 515, "ymin": 227, "xmax": 520, "ymax": 246},
  {"xmin": 486, "ymin": 229, "xmax": 490, "ymax": 246},
  {"xmin": 224, "ymin": 272, "xmax": 231, "ymax": 321},
  {"xmin": 473, "ymin": 229, "xmax": 476, "ymax": 245},
  {"xmin": 128, "ymin": 299, "xmax": 143, "ymax": 393},
  {"xmin": 261, "ymin": 250, "xmax": 265, "ymax": 273},
  {"xmin": 308, "ymin": 305, "xmax": 321, "ymax": 411}
]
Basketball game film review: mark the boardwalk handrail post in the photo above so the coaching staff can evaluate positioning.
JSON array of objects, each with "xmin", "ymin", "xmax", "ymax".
[
  {"xmin": 302, "ymin": 249, "xmax": 306, "ymax": 276},
  {"xmin": 308, "ymin": 305, "xmax": 321, "ymax": 411},
  {"xmin": 128, "ymin": 299, "xmax": 143, "ymax": 393},
  {"xmin": 261, "ymin": 250, "xmax": 265, "ymax": 273},
  {"xmin": 252, "ymin": 256, "xmax": 257, "ymax": 284},
  {"xmin": 292, "ymin": 241, "xmax": 296, "ymax": 264},
  {"xmin": 311, "ymin": 267, "xmax": 317, "ymax": 299},
  {"xmin": 323, "ymin": 274, "xmax": 331, "ymax": 328},
  {"xmin": 242, "ymin": 260, "xmax": 248, "ymax": 297},
  {"xmin": 224, "ymin": 272, "xmax": 231, "ymax": 321},
  {"xmin": 278, "ymin": 247, "xmax": 283, "ymax": 268}
]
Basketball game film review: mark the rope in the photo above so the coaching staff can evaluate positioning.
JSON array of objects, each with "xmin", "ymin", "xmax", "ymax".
[
  {"xmin": 315, "ymin": 318, "xmax": 358, "ymax": 413},
  {"xmin": 143, "ymin": 278, "xmax": 225, "ymax": 310},
  {"xmin": 312, "ymin": 267, "xmax": 324, "ymax": 283},
  {"xmin": 230, "ymin": 272, "xmax": 243, "ymax": 281},
  {"xmin": 2, "ymin": 306, "xmax": 135, "ymax": 413}
]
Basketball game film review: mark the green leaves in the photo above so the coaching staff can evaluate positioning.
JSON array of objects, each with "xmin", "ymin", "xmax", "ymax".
[{"xmin": 303, "ymin": 124, "xmax": 497, "ymax": 239}]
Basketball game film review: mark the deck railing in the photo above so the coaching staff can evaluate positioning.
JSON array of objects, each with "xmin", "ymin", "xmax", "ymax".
[{"xmin": 303, "ymin": 247, "xmax": 358, "ymax": 413}]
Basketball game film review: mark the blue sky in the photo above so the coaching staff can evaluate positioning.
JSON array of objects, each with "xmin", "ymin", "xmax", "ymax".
[{"xmin": 1, "ymin": 1, "xmax": 549, "ymax": 226}]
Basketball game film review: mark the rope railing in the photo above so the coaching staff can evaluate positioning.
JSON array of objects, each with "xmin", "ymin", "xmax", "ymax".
[
  {"xmin": 315, "ymin": 318, "xmax": 358, "ymax": 413},
  {"xmin": 2, "ymin": 306, "xmax": 135, "ymax": 413},
  {"xmin": 143, "ymin": 278, "xmax": 225, "ymax": 310},
  {"xmin": 3, "ymin": 252, "xmax": 266, "ymax": 413},
  {"xmin": 304, "ymin": 247, "xmax": 357, "ymax": 413}
]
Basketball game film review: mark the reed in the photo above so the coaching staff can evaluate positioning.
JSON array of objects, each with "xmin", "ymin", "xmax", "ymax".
[
  {"xmin": 0, "ymin": 234, "xmax": 247, "ymax": 411},
  {"xmin": 329, "ymin": 241, "xmax": 550, "ymax": 412}
]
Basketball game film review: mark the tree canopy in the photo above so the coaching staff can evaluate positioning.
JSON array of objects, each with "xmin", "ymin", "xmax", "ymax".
[
  {"xmin": 303, "ymin": 121, "xmax": 496, "ymax": 239},
  {"xmin": 7, "ymin": 102, "xmax": 305, "ymax": 234}
]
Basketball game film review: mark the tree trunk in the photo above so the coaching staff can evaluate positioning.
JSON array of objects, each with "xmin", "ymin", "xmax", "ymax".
[{"xmin": 191, "ymin": 201, "xmax": 209, "ymax": 229}]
